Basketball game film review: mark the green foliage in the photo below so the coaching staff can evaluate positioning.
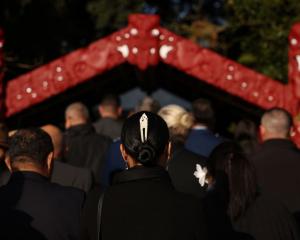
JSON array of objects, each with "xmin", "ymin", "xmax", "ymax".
[
  {"xmin": 86, "ymin": 0, "xmax": 143, "ymax": 37},
  {"xmin": 218, "ymin": 0, "xmax": 300, "ymax": 83}
]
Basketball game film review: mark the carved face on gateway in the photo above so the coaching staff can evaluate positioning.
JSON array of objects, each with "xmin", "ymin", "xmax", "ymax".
[{"xmin": 115, "ymin": 14, "xmax": 174, "ymax": 70}]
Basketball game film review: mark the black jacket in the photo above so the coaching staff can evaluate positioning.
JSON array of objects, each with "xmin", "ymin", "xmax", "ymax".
[
  {"xmin": 93, "ymin": 117, "xmax": 123, "ymax": 140},
  {"xmin": 80, "ymin": 166, "xmax": 209, "ymax": 240},
  {"xmin": 234, "ymin": 194, "xmax": 299, "ymax": 240},
  {"xmin": 63, "ymin": 124, "xmax": 111, "ymax": 184},
  {"xmin": 251, "ymin": 139, "xmax": 300, "ymax": 213},
  {"xmin": 168, "ymin": 142, "xmax": 207, "ymax": 199},
  {"xmin": 0, "ymin": 161, "xmax": 93, "ymax": 192},
  {"xmin": 51, "ymin": 161, "xmax": 93, "ymax": 192},
  {"xmin": 0, "ymin": 171, "xmax": 85, "ymax": 240}
]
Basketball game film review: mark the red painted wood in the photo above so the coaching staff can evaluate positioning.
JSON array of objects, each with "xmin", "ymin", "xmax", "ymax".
[{"xmin": 4, "ymin": 14, "xmax": 300, "ymax": 145}]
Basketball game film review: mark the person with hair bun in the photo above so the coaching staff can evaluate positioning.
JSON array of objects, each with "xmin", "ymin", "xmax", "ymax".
[
  {"xmin": 158, "ymin": 105, "xmax": 207, "ymax": 199},
  {"xmin": 80, "ymin": 111, "xmax": 209, "ymax": 240}
]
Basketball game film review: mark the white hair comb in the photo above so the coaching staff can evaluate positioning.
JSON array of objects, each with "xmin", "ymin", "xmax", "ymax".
[{"xmin": 140, "ymin": 113, "xmax": 148, "ymax": 143}]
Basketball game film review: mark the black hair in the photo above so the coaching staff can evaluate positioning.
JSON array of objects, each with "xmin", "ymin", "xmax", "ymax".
[
  {"xmin": 192, "ymin": 98, "xmax": 215, "ymax": 129},
  {"xmin": 121, "ymin": 111, "xmax": 169, "ymax": 166},
  {"xmin": 207, "ymin": 141, "xmax": 258, "ymax": 221},
  {"xmin": 234, "ymin": 119, "xmax": 259, "ymax": 156},
  {"xmin": 100, "ymin": 94, "xmax": 121, "ymax": 108},
  {"xmin": 7, "ymin": 128, "xmax": 54, "ymax": 168}
]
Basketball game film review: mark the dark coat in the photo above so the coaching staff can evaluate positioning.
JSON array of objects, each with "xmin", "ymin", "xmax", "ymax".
[
  {"xmin": 80, "ymin": 166, "xmax": 209, "ymax": 240},
  {"xmin": 51, "ymin": 161, "xmax": 93, "ymax": 192},
  {"xmin": 168, "ymin": 142, "xmax": 207, "ymax": 199},
  {"xmin": 234, "ymin": 194, "xmax": 300, "ymax": 240},
  {"xmin": 93, "ymin": 117, "xmax": 123, "ymax": 140},
  {"xmin": 203, "ymin": 173, "xmax": 254, "ymax": 240},
  {"xmin": 0, "ymin": 161, "xmax": 93, "ymax": 192},
  {"xmin": 63, "ymin": 124, "xmax": 111, "ymax": 184},
  {"xmin": 185, "ymin": 128, "xmax": 223, "ymax": 157},
  {"xmin": 0, "ymin": 171, "xmax": 85, "ymax": 240},
  {"xmin": 251, "ymin": 139, "xmax": 300, "ymax": 213}
]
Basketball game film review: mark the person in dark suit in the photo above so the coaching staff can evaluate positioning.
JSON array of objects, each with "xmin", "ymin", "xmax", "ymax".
[
  {"xmin": 80, "ymin": 112, "xmax": 209, "ymax": 240},
  {"xmin": 63, "ymin": 102, "xmax": 111, "ymax": 184},
  {"xmin": 251, "ymin": 107, "xmax": 300, "ymax": 214},
  {"xmin": 0, "ymin": 128, "xmax": 85, "ymax": 240},
  {"xmin": 185, "ymin": 98, "xmax": 223, "ymax": 157},
  {"xmin": 158, "ymin": 104, "xmax": 207, "ymax": 199},
  {"xmin": 42, "ymin": 124, "xmax": 93, "ymax": 192},
  {"xmin": 93, "ymin": 94, "xmax": 123, "ymax": 140}
]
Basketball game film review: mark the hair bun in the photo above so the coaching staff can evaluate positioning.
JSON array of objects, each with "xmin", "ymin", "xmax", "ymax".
[{"xmin": 137, "ymin": 144, "xmax": 156, "ymax": 165}]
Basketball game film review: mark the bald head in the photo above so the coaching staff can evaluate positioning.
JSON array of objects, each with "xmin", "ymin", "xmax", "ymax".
[
  {"xmin": 41, "ymin": 124, "xmax": 63, "ymax": 159},
  {"xmin": 261, "ymin": 108, "xmax": 292, "ymax": 140},
  {"xmin": 65, "ymin": 102, "xmax": 89, "ymax": 129}
]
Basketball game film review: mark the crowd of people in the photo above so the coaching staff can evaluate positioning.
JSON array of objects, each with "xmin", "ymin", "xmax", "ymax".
[{"xmin": 0, "ymin": 94, "xmax": 299, "ymax": 240}]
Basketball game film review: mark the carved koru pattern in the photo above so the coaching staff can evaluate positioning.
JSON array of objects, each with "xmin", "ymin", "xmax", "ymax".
[{"xmin": 4, "ymin": 14, "xmax": 300, "ymax": 145}]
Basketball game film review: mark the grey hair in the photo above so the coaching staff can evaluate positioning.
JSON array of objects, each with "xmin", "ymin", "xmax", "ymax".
[
  {"xmin": 261, "ymin": 108, "xmax": 292, "ymax": 136},
  {"xmin": 65, "ymin": 102, "xmax": 90, "ymax": 122}
]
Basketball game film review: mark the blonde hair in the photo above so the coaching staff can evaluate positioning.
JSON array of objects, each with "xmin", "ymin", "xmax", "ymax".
[{"xmin": 158, "ymin": 104, "xmax": 194, "ymax": 140}]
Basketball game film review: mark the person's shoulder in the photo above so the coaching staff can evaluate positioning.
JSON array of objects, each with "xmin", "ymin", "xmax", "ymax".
[
  {"xmin": 91, "ymin": 131, "xmax": 112, "ymax": 144},
  {"xmin": 60, "ymin": 161, "xmax": 91, "ymax": 174},
  {"xmin": 182, "ymin": 148, "xmax": 207, "ymax": 163},
  {"xmin": 245, "ymin": 193, "xmax": 298, "ymax": 228},
  {"xmin": 54, "ymin": 160, "xmax": 92, "ymax": 177},
  {"xmin": 49, "ymin": 181, "xmax": 85, "ymax": 200},
  {"xmin": 172, "ymin": 147, "xmax": 207, "ymax": 170}
]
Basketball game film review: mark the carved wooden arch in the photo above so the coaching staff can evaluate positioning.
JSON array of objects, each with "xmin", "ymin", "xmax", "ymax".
[{"xmin": 3, "ymin": 14, "xmax": 300, "ymax": 144}]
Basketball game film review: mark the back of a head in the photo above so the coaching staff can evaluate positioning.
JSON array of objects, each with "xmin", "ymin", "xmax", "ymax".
[
  {"xmin": 208, "ymin": 141, "xmax": 257, "ymax": 220},
  {"xmin": 121, "ymin": 111, "xmax": 169, "ymax": 166},
  {"xmin": 234, "ymin": 119, "xmax": 258, "ymax": 155},
  {"xmin": 234, "ymin": 119, "xmax": 258, "ymax": 141},
  {"xmin": 100, "ymin": 94, "xmax": 121, "ymax": 114},
  {"xmin": 7, "ymin": 128, "xmax": 54, "ymax": 168},
  {"xmin": 261, "ymin": 107, "xmax": 292, "ymax": 138},
  {"xmin": 41, "ymin": 124, "xmax": 63, "ymax": 159},
  {"xmin": 192, "ymin": 98, "xmax": 215, "ymax": 128},
  {"xmin": 65, "ymin": 102, "xmax": 90, "ymax": 127},
  {"xmin": 158, "ymin": 104, "xmax": 193, "ymax": 141},
  {"xmin": 136, "ymin": 96, "xmax": 161, "ymax": 113}
]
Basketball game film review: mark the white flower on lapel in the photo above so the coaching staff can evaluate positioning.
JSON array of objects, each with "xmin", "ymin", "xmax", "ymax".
[{"xmin": 194, "ymin": 164, "xmax": 208, "ymax": 187}]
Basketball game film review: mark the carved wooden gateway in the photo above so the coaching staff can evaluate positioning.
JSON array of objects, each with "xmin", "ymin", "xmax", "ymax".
[{"xmin": 1, "ymin": 14, "xmax": 300, "ymax": 144}]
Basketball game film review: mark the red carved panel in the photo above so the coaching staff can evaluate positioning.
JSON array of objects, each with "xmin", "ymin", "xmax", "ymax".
[
  {"xmin": 159, "ymin": 28, "xmax": 299, "ymax": 115},
  {"xmin": 4, "ymin": 14, "xmax": 300, "ymax": 145},
  {"xmin": 5, "ymin": 32, "xmax": 126, "ymax": 116}
]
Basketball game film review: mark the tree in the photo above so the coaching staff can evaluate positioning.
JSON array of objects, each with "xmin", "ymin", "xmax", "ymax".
[
  {"xmin": 218, "ymin": 0, "xmax": 300, "ymax": 83},
  {"xmin": 0, "ymin": 0, "xmax": 94, "ymax": 79}
]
